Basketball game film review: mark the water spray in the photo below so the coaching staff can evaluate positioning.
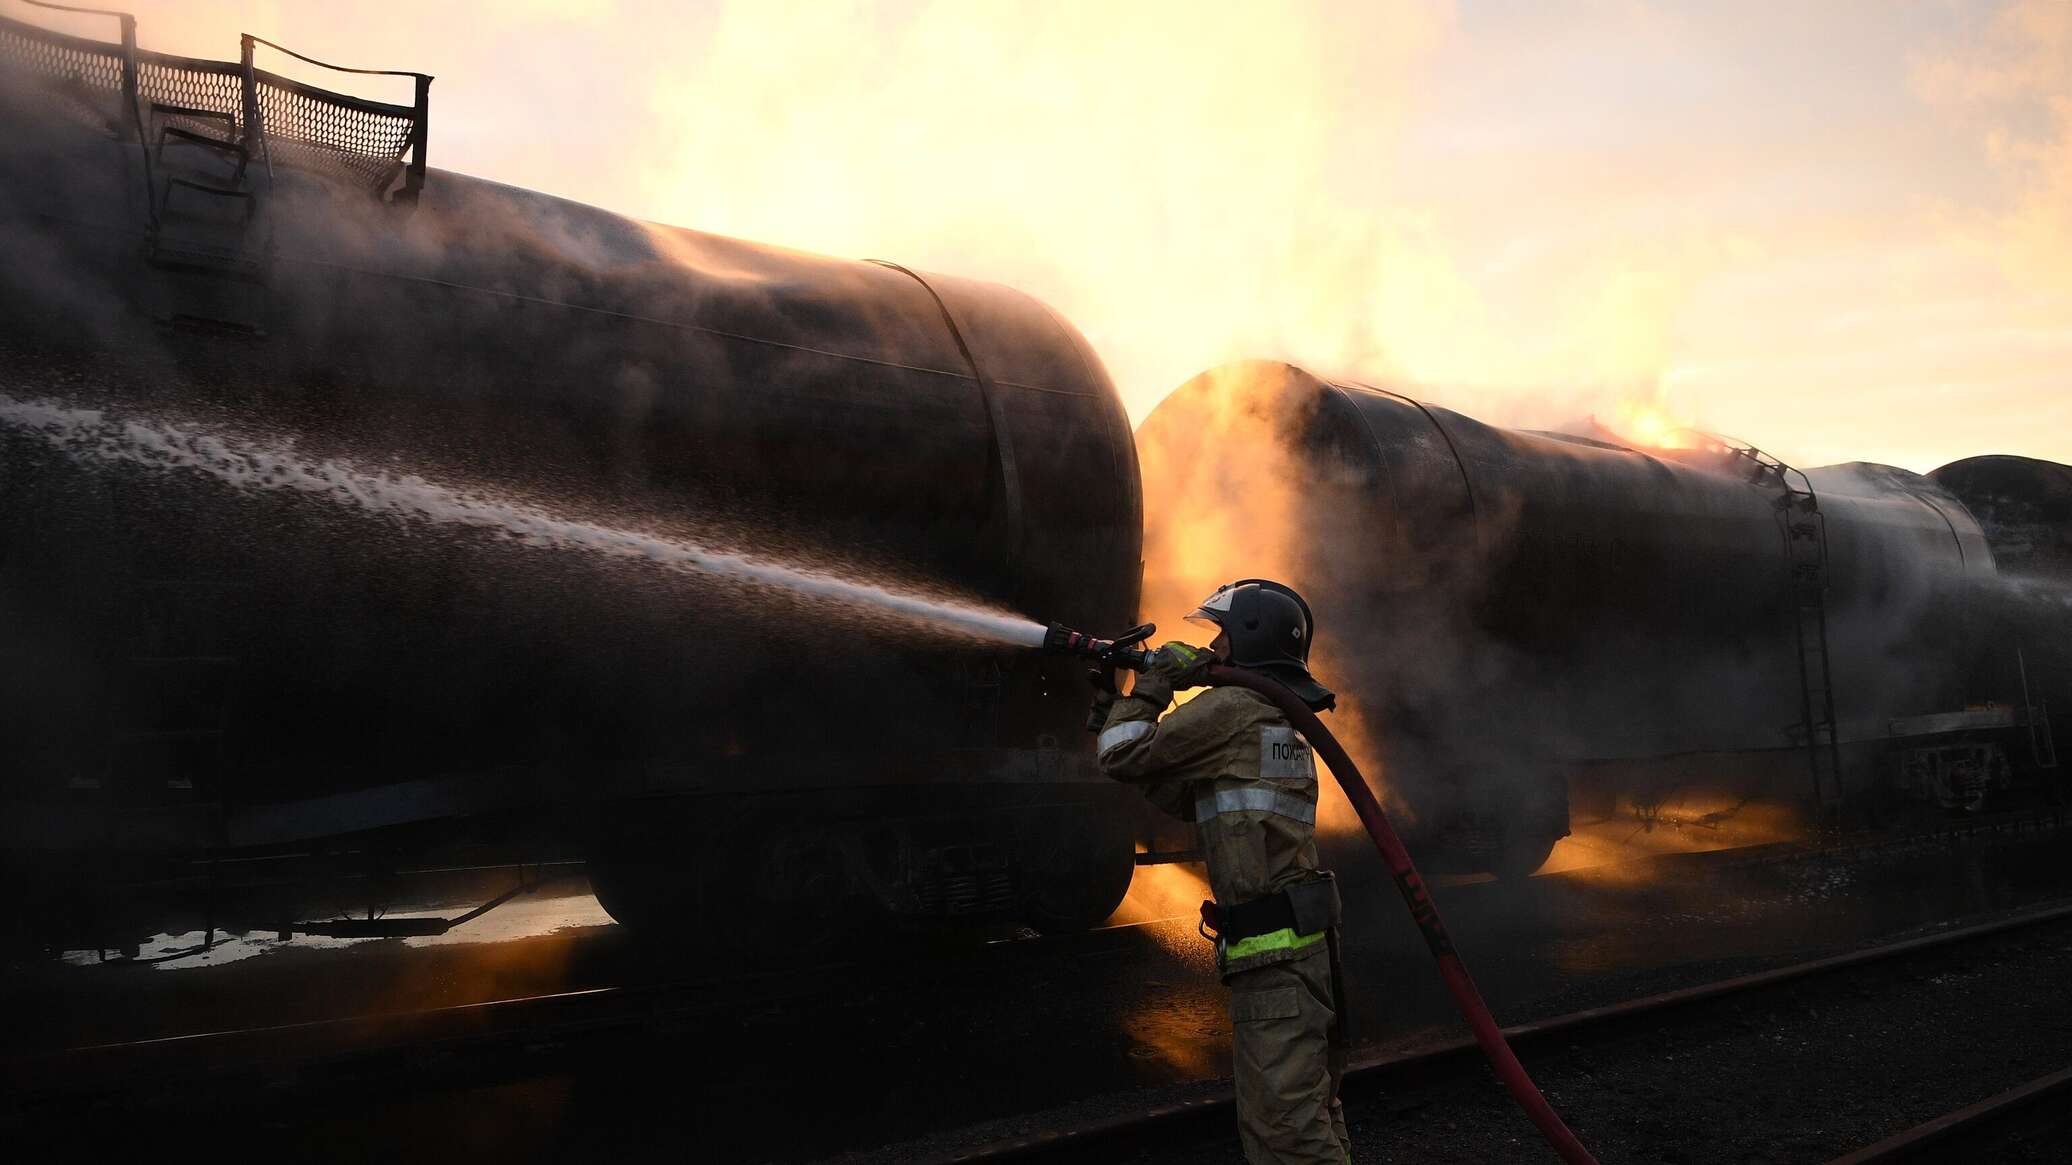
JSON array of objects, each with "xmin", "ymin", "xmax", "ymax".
[
  {"xmin": 1044, "ymin": 624, "xmax": 1602, "ymax": 1165},
  {"xmin": 0, "ymin": 393, "xmax": 1048, "ymax": 649}
]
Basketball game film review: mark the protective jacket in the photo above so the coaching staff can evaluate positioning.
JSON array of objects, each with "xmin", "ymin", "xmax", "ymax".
[{"xmin": 1097, "ymin": 676, "xmax": 1329, "ymax": 978}]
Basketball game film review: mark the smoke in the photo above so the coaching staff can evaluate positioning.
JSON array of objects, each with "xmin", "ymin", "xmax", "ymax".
[
  {"xmin": 0, "ymin": 392, "xmax": 1045, "ymax": 648},
  {"xmin": 1133, "ymin": 362, "xmax": 1413, "ymax": 842},
  {"xmin": 1135, "ymin": 361, "xmax": 2041, "ymax": 877}
]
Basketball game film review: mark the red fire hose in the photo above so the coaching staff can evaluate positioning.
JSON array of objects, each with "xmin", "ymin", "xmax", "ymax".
[{"xmin": 1207, "ymin": 663, "xmax": 1600, "ymax": 1165}]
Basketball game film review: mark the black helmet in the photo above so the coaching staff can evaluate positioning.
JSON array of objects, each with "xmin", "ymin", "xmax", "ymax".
[{"xmin": 1186, "ymin": 579, "xmax": 1335, "ymax": 711}]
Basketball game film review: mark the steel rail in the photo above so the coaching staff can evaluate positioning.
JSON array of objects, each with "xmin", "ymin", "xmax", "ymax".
[
  {"xmin": 930, "ymin": 897, "xmax": 2072, "ymax": 1163},
  {"xmin": 1823, "ymin": 1064, "xmax": 2072, "ymax": 1164}
]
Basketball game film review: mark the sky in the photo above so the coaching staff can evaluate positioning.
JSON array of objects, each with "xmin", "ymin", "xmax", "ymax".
[{"xmin": 36, "ymin": 0, "xmax": 2071, "ymax": 472}]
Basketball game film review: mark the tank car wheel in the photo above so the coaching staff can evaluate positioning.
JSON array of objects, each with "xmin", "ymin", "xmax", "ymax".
[
  {"xmin": 1018, "ymin": 809, "xmax": 1136, "ymax": 934},
  {"xmin": 591, "ymin": 826, "xmax": 872, "ymax": 963},
  {"xmin": 586, "ymin": 855, "xmax": 701, "ymax": 935},
  {"xmin": 1488, "ymin": 832, "xmax": 1559, "ymax": 881},
  {"xmin": 750, "ymin": 827, "xmax": 874, "ymax": 957}
]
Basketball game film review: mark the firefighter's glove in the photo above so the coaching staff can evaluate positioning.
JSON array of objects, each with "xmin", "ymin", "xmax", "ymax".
[
  {"xmin": 1132, "ymin": 641, "xmax": 1211, "ymax": 708},
  {"xmin": 1085, "ymin": 687, "xmax": 1117, "ymax": 734},
  {"xmin": 1152, "ymin": 642, "xmax": 1213, "ymax": 688},
  {"xmin": 1082, "ymin": 659, "xmax": 1122, "ymax": 733}
]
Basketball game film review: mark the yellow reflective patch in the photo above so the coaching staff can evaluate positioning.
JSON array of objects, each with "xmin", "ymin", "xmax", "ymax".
[{"xmin": 1223, "ymin": 926, "xmax": 1327, "ymax": 962}]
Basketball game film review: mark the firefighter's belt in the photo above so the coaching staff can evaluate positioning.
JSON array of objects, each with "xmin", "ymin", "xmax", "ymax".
[{"xmin": 1199, "ymin": 873, "xmax": 1341, "ymax": 942}]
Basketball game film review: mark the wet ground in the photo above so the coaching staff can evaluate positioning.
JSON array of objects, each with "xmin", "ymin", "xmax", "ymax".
[
  {"xmin": 1110, "ymin": 912, "xmax": 2072, "ymax": 1164},
  {"xmin": 7, "ymin": 821, "xmax": 2071, "ymax": 1161}
]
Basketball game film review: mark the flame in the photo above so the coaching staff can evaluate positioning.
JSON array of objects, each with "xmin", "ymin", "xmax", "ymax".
[{"xmin": 1600, "ymin": 391, "xmax": 1700, "ymax": 450}]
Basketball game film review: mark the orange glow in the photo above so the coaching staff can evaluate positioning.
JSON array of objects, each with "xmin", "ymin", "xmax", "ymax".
[
  {"xmin": 1598, "ymin": 392, "xmax": 1701, "ymax": 451},
  {"xmin": 1110, "ymin": 859, "xmax": 1218, "ymax": 966},
  {"xmin": 1111, "ymin": 857, "xmax": 1210, "ymax": 928},
  {"xmin": 1541, "ymin": 793, "xmax": 1806, "ymax": 881},
  {"xmin": 1108, "ymin": 864, "xmax": 1223, "ymax": 1075},
  {"xmin": 358, "ymin": 889, "xmax": 596, "ymax": 1012},
  {"xmin": 1135, "ymin": 365, "xmax": 1303, "ymax": 637},
  {"xmin": 1133, "ymin": 363, "xmax": 1405, "ymax": 833}
]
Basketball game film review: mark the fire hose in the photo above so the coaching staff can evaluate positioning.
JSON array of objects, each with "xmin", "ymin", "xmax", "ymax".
[{"xmin": 1046, "ymin": 623, "xmax": 1600, "ymax": 1165}]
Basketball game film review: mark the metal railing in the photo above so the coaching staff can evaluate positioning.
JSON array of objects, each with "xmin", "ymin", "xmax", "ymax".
[
  {"xmin": 1, "ymin": 1, "xmax": 154, "ymax": 220},
  {"xmin": 2, "ymin": 0, "xmax": 431, "ymax": 203},
  {"xmin": 241, "ymin": 33, "xmax": 433, "ymax": 203}
]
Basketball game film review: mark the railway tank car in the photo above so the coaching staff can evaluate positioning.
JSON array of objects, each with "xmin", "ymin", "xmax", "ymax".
[
  {"xmin": 1932, "ymin": 457, "xmax": 2072, "ymax": 581},
  {"xmin": 0, "ymin": 11, "xmax": 1141, "ymax": 947},
  {"xmin": 1926, "ymin": 455, "xmax": 2072, "ymax": 796},
  {"xmin": 1136, "ymin": 361, "xmax": 2060, "ymax": 877}
]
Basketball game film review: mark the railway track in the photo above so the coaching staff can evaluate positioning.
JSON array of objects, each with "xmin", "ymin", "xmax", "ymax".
[
  {"xmin": 899, "ymin": 897, "xmax": 2072, "ymax": 1164},
  {"xmin": 6, "ymin": 806, "xmax": 2065, "ymax": 1155},
  {"xmin": 1825, "ymin": 1064, "xmax": 2072, "ymax": 1164}
]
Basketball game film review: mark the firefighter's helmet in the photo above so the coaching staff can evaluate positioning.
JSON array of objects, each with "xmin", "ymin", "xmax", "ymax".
[{"xmin": 1185, "ymin": 579, "xmax": 1335, "ymax": 710}]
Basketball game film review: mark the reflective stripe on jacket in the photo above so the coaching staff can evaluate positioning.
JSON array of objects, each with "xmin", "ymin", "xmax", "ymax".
[{"xmin": 1097, "ymin": 682, "xmax": 1327, "ymax": 978}]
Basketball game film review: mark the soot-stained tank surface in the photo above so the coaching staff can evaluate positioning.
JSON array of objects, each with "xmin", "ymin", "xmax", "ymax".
[
  {"xmin": 1930, "ymin": 455, "xmax": 2072, "ymax": 758},
  {"xmin": 1135, "ymin": 361, "xmax": 2008, "ymax": 877},
  {"xmin": 1932, "ymin": 455, "xmax": 2072, "ymax": 581},
  {"xmin": 0, "ymin": 15, "xmax": 1141, "ymax": 941}
]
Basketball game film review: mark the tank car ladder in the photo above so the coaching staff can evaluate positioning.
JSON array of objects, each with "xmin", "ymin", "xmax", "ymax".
[
  {"xmin": 1778, "ymin": 471, "xmax": 1845, "ymax": 817},
  {"xmin": 146, "ymin": 102, "xmax": 261, "ymax": 274},
  {"xmin": 79, "ymin": 579, "xmax": 243, "ymax": 801},
  {"xmin": 139, "ymin": 38, "xmax": 274, "ymax": 332},
  {"xmin": 1698, "ymin": 437, "xmax": 1846, "ymax": 819}
]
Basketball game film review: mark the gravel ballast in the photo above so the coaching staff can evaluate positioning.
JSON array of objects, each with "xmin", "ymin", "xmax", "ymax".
[{"xmin": 1116, "ymin": 911, "xmax": 2072, "ymax": 1164}]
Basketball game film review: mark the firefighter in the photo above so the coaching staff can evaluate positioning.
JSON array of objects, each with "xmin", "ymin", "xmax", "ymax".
[{"xmin": 1092, "ymin": 579, "xmax": 1349, "ymax": 1165}]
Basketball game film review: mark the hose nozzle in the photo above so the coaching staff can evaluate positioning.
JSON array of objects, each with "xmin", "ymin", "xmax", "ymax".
[{"xmin": 1043, "ymin": 621, "xmax": 1156, "ymax": 672}]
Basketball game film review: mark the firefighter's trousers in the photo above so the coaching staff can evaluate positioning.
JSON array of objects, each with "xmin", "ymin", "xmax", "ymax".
[{"xmin": 1226, "ymin": 944, "xmax": 1349, "ymax": 1164}]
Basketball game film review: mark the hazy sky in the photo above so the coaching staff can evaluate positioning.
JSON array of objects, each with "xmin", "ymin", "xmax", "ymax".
[{"xmin": 46, "ymin": 0, "xmax": 2071, "ymax": 471}]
